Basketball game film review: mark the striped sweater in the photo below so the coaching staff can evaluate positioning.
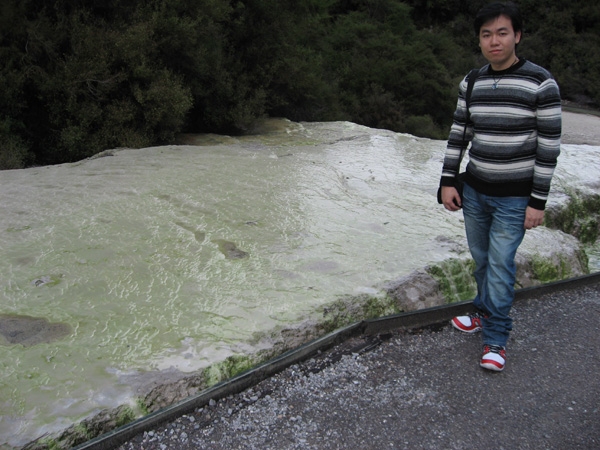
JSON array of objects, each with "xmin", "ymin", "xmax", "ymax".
[{"xmin": 441, "ymin": 59, "xmax": 562, "ymax": 210}]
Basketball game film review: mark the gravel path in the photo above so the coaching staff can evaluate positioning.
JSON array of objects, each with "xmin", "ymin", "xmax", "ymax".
[{"xmin": 116, "ymin": 281, "xmax": 600, "ymax": 450}]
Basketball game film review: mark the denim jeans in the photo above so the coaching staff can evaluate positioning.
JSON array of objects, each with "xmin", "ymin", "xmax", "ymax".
[{"xmin": 462, "ymin": 183, "xmax": 529, "ymax": 347}]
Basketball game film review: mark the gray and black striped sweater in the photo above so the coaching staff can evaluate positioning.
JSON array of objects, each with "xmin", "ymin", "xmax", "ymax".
[{"xmin": 441, "ymin": 59, "xmax": 562, "ymax": 210}]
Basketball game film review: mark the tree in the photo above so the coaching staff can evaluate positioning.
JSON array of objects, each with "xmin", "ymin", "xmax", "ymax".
[{"xmin": 1, "ymin": 0, "xmax": 598, "ymax": 168}]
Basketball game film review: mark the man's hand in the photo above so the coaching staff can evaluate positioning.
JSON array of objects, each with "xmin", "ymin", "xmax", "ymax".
[
  {"xmin": 524, "ymin": 206, "xmax": 544, "ymax": 229},
  {"xmin": 441, "ymin": 186, "xmax": 461, "ymax": 211}
]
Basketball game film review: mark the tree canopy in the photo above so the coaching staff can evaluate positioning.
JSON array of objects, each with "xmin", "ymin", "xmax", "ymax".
[{"xmin": 1, "ymin": 0, "xmax": 598, "ymax": 168}]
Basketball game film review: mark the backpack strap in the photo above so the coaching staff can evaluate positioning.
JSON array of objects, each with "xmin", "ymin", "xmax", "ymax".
[{"xmin": 462, "ymin": 68, "xmax": 480, "ymax": 142}]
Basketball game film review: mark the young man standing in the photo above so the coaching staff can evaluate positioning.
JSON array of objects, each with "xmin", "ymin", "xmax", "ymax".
[{"xmin": 440, "ymin": 2, "xmax": 561, "ymax": 371}]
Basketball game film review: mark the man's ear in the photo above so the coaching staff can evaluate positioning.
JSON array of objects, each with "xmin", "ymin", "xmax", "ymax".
[{"xmin": 515, "ymin": 31, "xmax": 522, "ymax": 44}]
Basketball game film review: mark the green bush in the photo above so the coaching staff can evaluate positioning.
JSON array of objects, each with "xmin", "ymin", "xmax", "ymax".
[
  {"xmin": 404, "ymin": 115, "xmax": 446, "ymax": 140},
  {"xmin": 0, "ymin": 132, "xmax": 33, "ymax": 170}
]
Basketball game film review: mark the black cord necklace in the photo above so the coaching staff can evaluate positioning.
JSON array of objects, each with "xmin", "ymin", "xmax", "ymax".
[{"xmin": 492, "ymin": 57, "xmax": 519, "ymax": 89}]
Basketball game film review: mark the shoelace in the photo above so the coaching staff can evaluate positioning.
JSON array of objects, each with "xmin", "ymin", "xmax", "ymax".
[
  {"xmin": 470, "ymin": 311, "xmax": 484, "ymax": 318},
  {"xmin": 469, "ymin": 311, "xmax": 488, "ymax": 320},
  {"xmin": 484, "ymin": 344, "xmax": 505, "ymax": 354}
]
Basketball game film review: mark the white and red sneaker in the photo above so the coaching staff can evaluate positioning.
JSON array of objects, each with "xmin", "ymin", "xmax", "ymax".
[
  {"xmin": 451, "ymin": 311, "xmax": 488, "ymax": 333},
  {"xmin": 480, "ymin": 344, "xmax": 506, "ymax": 371}
]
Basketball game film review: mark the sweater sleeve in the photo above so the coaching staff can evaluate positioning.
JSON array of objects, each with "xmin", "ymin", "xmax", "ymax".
[
  {"xmin": 530, "ymin": 78, "xmax": 562, "ymax": 210},
  {"xmin": 440, "ymin": 76, "xmax": 472, "ymax": 187}
]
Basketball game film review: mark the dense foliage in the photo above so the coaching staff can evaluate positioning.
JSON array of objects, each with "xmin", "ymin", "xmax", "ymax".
[{"xmin": 1, "ymin": 0, "xmax": 598, "ymax": 168}]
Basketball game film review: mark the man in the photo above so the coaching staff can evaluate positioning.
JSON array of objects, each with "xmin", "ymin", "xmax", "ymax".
[{"xmin": 440, "ymin": 2, "xmax": 561, "ymax": 371}]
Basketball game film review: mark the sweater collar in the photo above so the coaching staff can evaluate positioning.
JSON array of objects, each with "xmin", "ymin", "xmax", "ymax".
[{"xmin": 487, "ymin": 58, "xmax": 527, "ymax": 76}]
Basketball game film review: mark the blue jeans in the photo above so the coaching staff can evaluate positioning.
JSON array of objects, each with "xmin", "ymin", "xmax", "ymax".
[{"xmin": 462, "ymin": 184, "xmax": 529, "ymax": 347}]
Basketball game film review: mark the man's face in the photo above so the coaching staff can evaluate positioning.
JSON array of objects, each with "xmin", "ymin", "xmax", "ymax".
[{"xmin": 479, "ymin": 14, "xmax": 522, "ymax": 70}]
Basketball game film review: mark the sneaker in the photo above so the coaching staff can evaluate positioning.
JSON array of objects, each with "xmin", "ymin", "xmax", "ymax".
[
  {"xmin": 480, "ymin": 344, "xmax": 506, "ymax": 371},
  {"xmin": 451, "ymin": 311, "xmax": 488, "ymax": 333}
]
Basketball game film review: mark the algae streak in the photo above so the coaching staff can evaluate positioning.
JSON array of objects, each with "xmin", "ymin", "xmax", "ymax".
[
  {"xmin": 545, "ymin": 190, "xmax": 600, "ymax": 244},
  {"xmin": 426, "ymin": 258, "xmax": 477, "ymax": 304}
]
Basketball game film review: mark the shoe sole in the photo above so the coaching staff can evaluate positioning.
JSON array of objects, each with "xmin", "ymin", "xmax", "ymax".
[
  {"xmin": 451, "ymin": 320, "xmax": 482, "ymax": 334},
  {"xmin": 480, "ymin": 361, "xmax": 505, "ymax": 371}
]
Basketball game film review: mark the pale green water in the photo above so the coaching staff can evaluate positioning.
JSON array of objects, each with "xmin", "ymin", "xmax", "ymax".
[{"xmin": 0, "ymin": 121, "xmax": 598, "ymax": 447}]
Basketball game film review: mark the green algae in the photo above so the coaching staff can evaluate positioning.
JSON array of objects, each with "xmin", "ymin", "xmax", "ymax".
[
  {"xmin": 6, "ymin": 225, "xmax": 32, "ymax": 232},
  {"xmin": 23, "ymin": 405, "xmax": 139, "ymax": 450},
  {"xmin": 115, "ymin": 405, "xmax": 136, "ymax": 428},
  {"xmin": 531, "ymin": 255, "xmax": 573, "ymax": 283},
  {"xmin": 25, "ymin": 424, "xmax": 89, "ymax": 450},
  {"xmin": 135, "ymin": 397, "xmax": 151, "ymax": 416},
  {"xmin": 204, "ymin": 354, "xmax": 257, "ymax": 386},
  {"xmin": 426, "ymin": 258, "xmax": 476, "ymax": 304},
  {"xmin": 545, "ymin": 190, "xmax": 600, "ymax": 244},
  {"xmin": 28, "ymin": 437, "xmax": 61, "ymax": 450},
  {"xmin": 321, "ymin": 293, "xmax": 400, "ymax": 333},
  {"xmin": 70, "ymin": 423, "xmax": 92, "ymax": 444}
]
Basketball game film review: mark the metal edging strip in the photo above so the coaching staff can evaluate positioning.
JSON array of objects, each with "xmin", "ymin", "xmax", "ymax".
[
  {"xmin": 362, "ymin": 271, "xmax": 600, "ymax": 335},
  {"xmin": 73, "ymin": 272, "xmax": 600, "ymax": 450}
]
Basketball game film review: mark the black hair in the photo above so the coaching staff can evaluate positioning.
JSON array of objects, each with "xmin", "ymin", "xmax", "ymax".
[{"xmin": 474, "ymin": 2, "xmax": 523, "ymax": 36}]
